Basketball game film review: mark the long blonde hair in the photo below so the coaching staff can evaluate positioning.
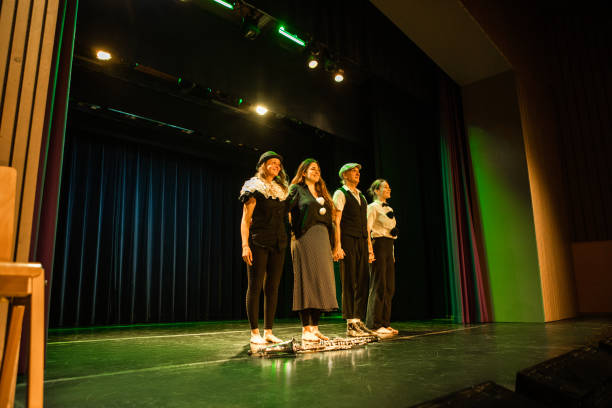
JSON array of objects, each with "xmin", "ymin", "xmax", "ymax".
[
  {"xmin": 290, "ymin": 158, "xmax": 335, "ymax": 218},
  {"xmin": 256, "ymin": 159, "xmax": 288, "ymax": 192}
]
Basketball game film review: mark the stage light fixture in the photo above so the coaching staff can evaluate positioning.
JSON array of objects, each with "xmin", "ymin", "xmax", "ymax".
[
  {"xmin": 305, "ymin": 45, "xmax": 322, "ymax": 69},
  {"xmin": 307, "ymin": 54, "xmax": 319, "ymax": 69},
  {"xmin": 96, "ymin": 50, "xmax": 112, "ymax": 61},
  {"xmin": 212, "ymin": 0, "xmax": 234, "ymax": 10},
  {"xmin": 334, "ymin": 68, "xmax": 345, "ymax": 83},
  {"xmin": 278, "ymin": 26, "xmax": 305, "ymax": 47},
  {"xmin": 255, "ymin": 105, "xmax": 268, "ymax": 115},
  {"xmin": 241, "ymin": 16, "xmax": 261, "ymax": 40}
]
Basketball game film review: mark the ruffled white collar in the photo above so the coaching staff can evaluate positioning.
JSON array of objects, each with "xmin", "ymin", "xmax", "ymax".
[{"xmin": 240, "ymin": 176, "xmax": 288, "ymax": 200}]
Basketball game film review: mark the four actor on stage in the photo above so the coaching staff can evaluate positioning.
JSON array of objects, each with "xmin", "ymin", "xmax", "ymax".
[{"xmin": 240, "ymin": 151, "xmax": 398, "ymax": 344}]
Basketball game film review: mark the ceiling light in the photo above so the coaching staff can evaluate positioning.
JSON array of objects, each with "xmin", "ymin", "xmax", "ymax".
[
  {"xmin": 307, "ymin": 55, "xmax": 319, "ymax": 69},
  {"xmin": 96, "ymin": 50, "xmax": 111, "ymax": 61},
  {"xmin": 255, "ymin": 105, "xmax": 268, "ymax": 115},
  {"xmin": 212, "ymin": 0, "xmax": 234, "ymax": 10},
  {"xmin": 278, "ymin": 26, "xmax": 305, "ymax": 47},
  {"xmin": 334, "ymin": 69, "xmax": 344, "ymax": 83}
]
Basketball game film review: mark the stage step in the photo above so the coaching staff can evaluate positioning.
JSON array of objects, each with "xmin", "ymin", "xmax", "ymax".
[
  {"xmin": 515, "ymin": 345, "xmax": 612, "ymax": 408},
  {"xmin": 409, "ymin": 381, "xmax": 544, "ymax": 407}
]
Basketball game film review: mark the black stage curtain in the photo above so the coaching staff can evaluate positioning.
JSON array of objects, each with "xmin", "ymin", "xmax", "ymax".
[
  {"xmin": 50, "ymin": 126, "xmax": 263, "ymax": 326},
  {"xmin": 53, "ymin": 0, "xmax": 452, "ymax": 327}
]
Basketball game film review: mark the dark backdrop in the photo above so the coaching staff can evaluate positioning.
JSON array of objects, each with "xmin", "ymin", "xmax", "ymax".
[{"xmin": 49, "ymin": 0, "xmax": 449, "ymax": 327}]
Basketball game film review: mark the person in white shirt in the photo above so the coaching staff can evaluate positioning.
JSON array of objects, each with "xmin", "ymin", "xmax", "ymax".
[
  {"xmin": 365, "ymin": 179, "xmax": 399, "ymax": 335},
  {"xmin": 332, "ymin": 163, "xmax": 376, "ymax": 337}
]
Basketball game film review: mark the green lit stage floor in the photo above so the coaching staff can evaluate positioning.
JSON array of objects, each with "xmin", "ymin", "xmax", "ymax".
[{"xmin": 15, "ymin": 317, "xmax": 612, "ymax": 407}]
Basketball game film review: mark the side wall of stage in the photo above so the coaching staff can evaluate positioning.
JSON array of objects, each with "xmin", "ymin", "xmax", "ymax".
[
  {"xmin": 461, "ymin": 0, "xmax": 612, "ymax": 321},
  {"xmin": 461, "ymin": 71, "xmax": 544, "ymax": 322}
]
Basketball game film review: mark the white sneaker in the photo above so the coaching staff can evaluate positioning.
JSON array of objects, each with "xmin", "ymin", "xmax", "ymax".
[{"xmin": 250, "ymin": 334, "xmax": 267, "ymax": 345}]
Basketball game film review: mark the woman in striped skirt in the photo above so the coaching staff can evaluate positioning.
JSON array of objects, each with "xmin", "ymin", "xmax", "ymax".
[{"xmin": 287, "ymin": 159, "xmax": 340, "ymax": 342}]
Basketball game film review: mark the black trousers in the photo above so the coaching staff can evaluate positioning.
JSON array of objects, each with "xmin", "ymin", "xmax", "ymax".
[
  {"xmin": 366, "ymin": 237, "xmax": 395, "ymax": 329},
  {"xmin": 246, "ymin": 245, "xmax": 285, "ymax": 330},
  {"xmin": 299, "ymin": 309, "xmax": 321, "ymax": 327},
  {"xmin": 339, "ymin": 235, "xmax": 369, "ymax": 320}
]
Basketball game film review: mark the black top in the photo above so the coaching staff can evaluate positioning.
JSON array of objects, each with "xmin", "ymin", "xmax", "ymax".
[
  {"xmin": 337, "ymin": 188, "xmax": 368, "ymax": 238},
  {"xmin": 286, "ymin": 184, "xmax": 333, "ymax": 242},
  {"xmin": 239, "ymin": 190, "xmax": 288, "ymax": 250}
]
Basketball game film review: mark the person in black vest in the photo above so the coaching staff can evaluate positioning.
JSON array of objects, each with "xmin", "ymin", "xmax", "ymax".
[
  {"xmin": 239, "ymin": 151, "xmax": 289, "ymax": 345},
  {"xmin": 332, "ymin": 163, "xmax": 375, "ymax": 337},
  {"xmin": 365, "ymin": 179, "xmax": 399, "ymax": 336},
  {"xmin": 287, "ymin": 159, "xmax": 339, "ymax": 342}
]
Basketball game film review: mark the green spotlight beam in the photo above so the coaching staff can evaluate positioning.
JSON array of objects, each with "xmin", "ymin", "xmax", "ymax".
[
  {"xmin": 212, "ymin": 0, "xmax": 234, "ymax": 10},
  {"xmin": 278, "ymin": 26, "xmax": 306, "ymax": 47}
]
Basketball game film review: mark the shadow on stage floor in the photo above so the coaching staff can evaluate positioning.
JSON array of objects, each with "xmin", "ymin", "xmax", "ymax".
[{"xmin": 15, "ymin": 317, "xmax": 612, "ymax": 407}]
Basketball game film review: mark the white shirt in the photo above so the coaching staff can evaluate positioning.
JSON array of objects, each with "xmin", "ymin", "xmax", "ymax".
[
  {"xmin": 333, "ymin": 185, "xmax": 363, "ymax": 211},
  {"xmin": 367, "ymin": 200, "xmax": 397, "ymax": 239}
]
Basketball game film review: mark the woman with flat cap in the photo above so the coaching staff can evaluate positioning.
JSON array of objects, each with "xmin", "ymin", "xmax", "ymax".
[{"xmin": 239, "ymin": 151, "xmax": 289, "ymax": 344}]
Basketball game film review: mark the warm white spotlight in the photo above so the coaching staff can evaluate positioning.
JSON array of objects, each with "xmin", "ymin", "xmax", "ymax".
[
  {"xmin": 307, "ymin": 55, "xmax": 319, "ymax": 69},
  {"xmin": 334, "ymin": 69, "xmax": 344, "ymax": 83},
  {"xmin": 96, "ymin": 50, "xmax": 112, "ymax": 61},
  {"xmin": 255, "ymin": 105, "xmax": 268, "ymax": 115}
]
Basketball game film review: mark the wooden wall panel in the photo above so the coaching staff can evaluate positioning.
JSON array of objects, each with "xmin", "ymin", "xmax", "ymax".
[
  {"xmin": 0, "ymin": 0, "xmax": 61, "ymax": 261},
  {"xmin": 457, "ymin": 0, "xmax": 612, "ymax": 320},
  {"xmin": 0, "ymin": 167, "xmax": 17, "ymax": 261},
  {"xmin": 16, "ymin": 0, "xmax": 60, "ymax": 261},
  {"xmin": 0, "ymin": 0, "xmax": 32, "ymax": 166},
  {"xmin": 0, "ymin": 0, "xmax": 17, "ymax": 106},
  {"xmin": 516, "ymin": 75, "xmax": 578, "ymax": 321},
  {"xmin": 549, "ymin": 11, "xmax": 612, "ymax": 242},
  {"xmin": 572, "ymin": 241, "xmax": 612, "ymax": 314}
]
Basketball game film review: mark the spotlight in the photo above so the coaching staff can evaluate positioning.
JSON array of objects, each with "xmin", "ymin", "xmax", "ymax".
[
  {"xmin": 241, "ymin": 16, "xmax": 261, "ymax": 40},
  {"xmin": 307, "ymin": 55, "xmax": 319, "ymax": 69},
  {"xmin": 96, "ymin": 50, "xmax": 112, "ymax": 61},
  {"xmin": 334, "ymin": 68, "xmax": 345, "ymax": 83},
  {"xmin": 305, "ymin": 45, "xmax": 322, "ymax": 69},
  {"xmin": 255, "ymin": 105, "xmax": 268, "ymax": 115}
]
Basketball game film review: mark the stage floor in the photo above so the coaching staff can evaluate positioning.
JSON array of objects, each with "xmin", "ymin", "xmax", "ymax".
[{"xmin": 15, "ymin": 317, "xmax": 612, "ymax": 407}]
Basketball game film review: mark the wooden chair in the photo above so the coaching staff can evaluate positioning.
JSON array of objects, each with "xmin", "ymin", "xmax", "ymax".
[{"xmin": 0, "ymin": 166, "xmax": 45, "ymax": 407}]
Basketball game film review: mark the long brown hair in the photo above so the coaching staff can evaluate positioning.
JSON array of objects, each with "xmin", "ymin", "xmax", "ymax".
[
  {"xmin": 291, "ymin": 158, "xmax": 335, "ymax": 218},
  {"xmin": 256, "ymin": 159, "xmax": 288, "ymax": 192}
]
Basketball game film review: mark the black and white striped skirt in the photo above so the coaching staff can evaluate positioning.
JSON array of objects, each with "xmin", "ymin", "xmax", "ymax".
[{"xmin": 291, "ymin": 224, "xmax": 338, "ymax": 312}]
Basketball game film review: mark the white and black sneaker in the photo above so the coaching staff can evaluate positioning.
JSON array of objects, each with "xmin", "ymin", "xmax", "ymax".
[{"xmin": 347, "ymin": 322, "xmax": 370, "ymax": 337}]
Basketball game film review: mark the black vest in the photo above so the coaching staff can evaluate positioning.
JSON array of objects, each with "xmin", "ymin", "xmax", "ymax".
[
  {"xmin": 250, "ymin": 194, "xmax": 288, "ymax": 250},
  {"xmin": 338, "ymin": 188, "xmax": 368, "ymax": 238}
]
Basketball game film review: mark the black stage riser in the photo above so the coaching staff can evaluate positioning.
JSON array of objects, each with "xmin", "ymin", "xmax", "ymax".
[
  {"xmin": 515, "ymin": 343, "xmax": 612, "ymax": 408},
  {"xmin": 409, "ymin": 381, "xmax": 545, "ymax": 408}
]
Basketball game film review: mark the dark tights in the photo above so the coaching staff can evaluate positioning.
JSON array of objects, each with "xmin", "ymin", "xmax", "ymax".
[
  {"xmin": 299, "ymin": 309, "xmax": 321, "ymax": 327},
  {"xmin": 246, "ymin": 245, "xmax": 285, "ymax": 330}
]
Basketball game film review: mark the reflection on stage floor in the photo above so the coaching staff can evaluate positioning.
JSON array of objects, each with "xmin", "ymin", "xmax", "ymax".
[{"xmin": 15, "ymin": 317, "xmax": 612, "ymax": 407}]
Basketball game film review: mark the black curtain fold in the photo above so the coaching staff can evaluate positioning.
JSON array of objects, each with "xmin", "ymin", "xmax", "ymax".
[{"xmin": 50, "ymin": 126, "xmax": 254, "ymax": 326}]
